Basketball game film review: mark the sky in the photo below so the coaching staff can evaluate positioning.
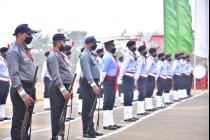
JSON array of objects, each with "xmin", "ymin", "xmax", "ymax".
[{"xmin": 0, "ymin": 0, "xmax": 194, "ymax": 46}]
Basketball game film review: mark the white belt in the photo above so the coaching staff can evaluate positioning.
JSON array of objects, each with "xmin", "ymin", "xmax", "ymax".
[
  {"xmin": 0, "ymin": 77, "xmax": 10, "ymax": 82},
  {"xmin": 184, "ymin": 73, "xmax": 191, "ymax": 76},
  {"xmin": 149, "ymin": 73, "xmax": 156, "ymax": 77},
  {"xmin": 125, "ymin": 72, "xmax": 135, "ymax": 77},
  {"xmin": 140, "ymin": 74, "xmax": 148, "ymax": 78},
  {"xmin": 159, "ymin": 75, "xmax": 167, "ymax": 80},
  {"xmin": 167, "ymin": 76, "xmax": 173, "ymax": 79},
  {"xmin": 175, "ymin": 73, "xmax": 181, "ymax": 76}
]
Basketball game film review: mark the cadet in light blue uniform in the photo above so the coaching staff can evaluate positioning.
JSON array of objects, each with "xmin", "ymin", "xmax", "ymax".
[
  {"xmin": 100, "ymin": 40, "xmax": 121, "ymax": 130},
  {"xmin": 145, "ymin": 48, "xmax": 157, "ymax": 111},
  {"xmin": 182, "ymin": 54, "xmax": 193, "ymax": 97},
  {"xmin": 134, "ymin": 45, "xmax": 149, "ymax": 116},
  {"xmin": 172, "ymin": 52, "xmax": 183, "ymax": 101},
  {"xmin": 118, "ymin": 40, "xmax": 138, "ymax": 122},
  {"xmin": 163, "ymin": 54, "xmax": 173, "ymax": 104},
  {"xmin": 155, "ymin": 52, "xmax": 167, "ymax": 108}
]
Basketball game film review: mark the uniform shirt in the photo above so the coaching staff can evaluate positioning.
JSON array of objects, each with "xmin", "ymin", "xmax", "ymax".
[
  {"xmin": 164, "ymin": 60, "xmax": 173, "ymax": 76},
  {"xmin": 118, "ymin": 51, "xmax": 137, "ymax": 79},
  {"xmin": 156, "ymin": 60, "xmax": 167, "ymax": 78},
  {"xmin": 134, "ymin": 55, "xmax": 147, "ymax": 80},
  {"xmin": 172, "ymin": 59, "xmax": 182, "ymax": 75},
  {"xmin": 6, "ymin": 42, "xmax": 36, "ymax": 88},
  {"xmin": 179, "ymin": 59, "xmax": 186, "ymax": 74},
  {"xmin": 96, "ymin": 56, "xmax": 103, "ymax": 69},
  {"xmin": 0, "ymin": 55, "xmax": 9, "ymax": 79},
  {"xmin": 41, "ymin": 60, "xmax": 50, "ymax": 82},
  {"xmin": 101, "ymin": 52, "xmax": 117, "ymax": 77},
  {"xmin": 61, "ymin": 52, "xmax": 73, "ymax": 79},
  {"xmin": 146, "ymin": 55, "xmax": 157, "ymax": 75},
  {"xmin": 47, "ymin": 50, "xmax": 72, "ymax": 86},
  {"xmin": 184, "ymin": 61, "xmax": 193, "ymax": 75},
  {"xmin": 80, "ymin": 48, "xmax": 100, "ymax": 84}
]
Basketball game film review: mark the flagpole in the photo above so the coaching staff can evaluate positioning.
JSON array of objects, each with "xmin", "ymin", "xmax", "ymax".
[{"xmin": 193, "ymin": 54, "xmax": 196, "ymax": 90}]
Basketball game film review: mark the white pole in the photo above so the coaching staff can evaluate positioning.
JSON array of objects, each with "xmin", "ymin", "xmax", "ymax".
[{"xmin": 193, "ymin": 54, "xmax": 196, "ymax": 90}]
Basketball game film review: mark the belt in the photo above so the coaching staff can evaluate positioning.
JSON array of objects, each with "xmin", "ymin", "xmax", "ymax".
[
  {"xmin": 175, "ymin": 73, "xmax": 181, "ymax": 76},
  {"xmin": 183, "ymin": 73, "xmax": 191, "ymax": 76},
  {"xmin": 105, "ymin": 75, "xmax": 116, "ymax": 81},
  {"xmin": 140, "ymin": 74, "xmax": 148, "ymax": 79},
  {"xmin": 125, "ymin": 72, "xmax": 135, "ymax": 77},
  {"xmin": 0, "ymin": 77, "xmax": 9, "ymax": 82},
  {"xmin": 149, "ymin": 73, "xmax": 156, "ymax": 77},
  {"xmin": 167, "ymin": 76, "xmax": 173, "ymax": 79},
  {"xmin": 21, "ymin": 81, "xmax": 33, "ymax": 86},
  {"xmin": 80, "ymin": 77, "xmax": 99, "ymax": 82},
  {"xmin": 159, "ymin": 75, "xmax": 167, "ymax": 80}
]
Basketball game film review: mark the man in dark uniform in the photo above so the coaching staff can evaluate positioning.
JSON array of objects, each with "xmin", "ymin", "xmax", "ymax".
[
  {"xmin": 6, "ymin": 24, "xmax": 38, "ymax": 140},
  {"xmin": 0, "ymin": 47, "xmax": 11, "ymax": 121},
  {"xmin": 46, "ymin": 33, "xmax": 73, "ymax": 140},
  {"xmin": 100, "ymin": 40, "xmax": 121, "ymax": 130},
  {"xmin": 80, "ymin": 36, "xmax": 103, "ymax": 138}
]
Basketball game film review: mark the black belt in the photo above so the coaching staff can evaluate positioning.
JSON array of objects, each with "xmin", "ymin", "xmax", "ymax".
[{"xmin": 21, "ymin": 81, "xmax": 33, "ymax": 87}]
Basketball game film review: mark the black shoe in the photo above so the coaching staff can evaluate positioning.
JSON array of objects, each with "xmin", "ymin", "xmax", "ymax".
[
  {"xmin": 165, "ymin": 102, "xmax": 173, "ymax": 105},
  {"xmin": 103, "ymin": 125, "xmax": 117, "ymax": 130},
  {"xmin": 3, "ymin": 117, "xmax": 11, "ymax": 120},
  {"xmin": 0, "ymin": 118, "xmax": 4, "ymax": 121},
  {"xmin": 113, "ymin": 124, "xmax": 122, "ymax": 129},
  {"xmin": 65, "ymin": 117, "xmax": 75, "ymax": 122},
  {"xmin": 83, "ymin": 133, "xmax": 96, "ymax": 138},
  {"xmin": 44, "ymin": 108, "xmax": 50, "ymax": 111},
  {"xmin": 124, "ymin": 118, "xmax": 137, "ymax": 122},
  {"xmin": 137, "ymin": 112, "xmax": 150, "ymax": 116},
  {"xmin": 94, "ymin": 131, "xmax": 103, "ymax": 136}
]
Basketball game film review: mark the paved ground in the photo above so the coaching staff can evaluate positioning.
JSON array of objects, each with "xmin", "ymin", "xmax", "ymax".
[{"xmin": 0, "ymin": 87, "xmax": 209, "ymax": 140}]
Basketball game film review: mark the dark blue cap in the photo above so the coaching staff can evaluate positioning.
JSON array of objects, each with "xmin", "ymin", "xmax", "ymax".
[
  {"xmin": 85, "ymin": 36, "xmax": 100, "ymax": 44},
  {"xmin": 138, "ymin": 45, "xmax": 146, "ymax": 52},
  {"xmin": 0, "ymin": 47, "xmax": 9, "ymax": 53},
  {"xmin": 13, "ymin": 24, "xmax": 37, "ymax": 36},
  {"xmin": 158, "ymin": 53, "xmax": 165, "ymax": 59},
  {"xmin": 165, "ymin": 54, "xmax": 172, "ymax": 59},
  {"xmin": 52, "ymin": 33, "xmax": 69, "ymax": 42},
  {"xmin": 104, "ymin": 40, "xmax": 115, "ymax": 46},
  {"xmin": 149, "ymin": 48, "xmax": 157, "ymax": 54},
  {"xmin": 126, "ymin": 40, "xmax": 136, "ymax": 48}
]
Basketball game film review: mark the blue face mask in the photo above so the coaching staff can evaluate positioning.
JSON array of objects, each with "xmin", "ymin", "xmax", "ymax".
[{"xmin": 24, "ymin": 36, "xmax": 33, "ymax": 44}]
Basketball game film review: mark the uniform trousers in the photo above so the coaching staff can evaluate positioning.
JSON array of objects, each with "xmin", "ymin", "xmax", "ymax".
[
  {"xmin": 145, "ymin": 76, "xmax": 156, "ymax": 98},
  {"xmin": 122, "ymin": 76, "xmax": 134, "ymax": 106},
  {"xmin": 10, "ymin": 82, "xmax": 36, "ymax": 140},
  {"xmin": 103, "ymin": 78, "xmax": 115, "ymax": 110},
  {"xmin": 0, "ymin": 81, "xmax": 10, "ymax": 104},
  {"xmin": 156, "ymin": 77, "xmax": 167, "ymax": 96},
  {"xmin": 49, "ymin": 82, "xmax": 69, "ymax": 139},
  {"xmin": 137, "ymin": 77, "xmax": 147, "ymax": 101}
]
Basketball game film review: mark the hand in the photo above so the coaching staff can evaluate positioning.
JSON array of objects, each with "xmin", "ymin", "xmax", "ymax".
[
  {"xmin": 117, "ymin": 78, "xmax": 123, "ymax": 85},
  {"xmin": 92, "ymin": 85, "xmax": 101, "ymax": 95},
  {"xmin": 62, "ymin": 90, "xmax": 71, "ymax": 101},
  {"xmin": 21, "ymin": 94, "xmax": 35, "ymax": 108}
]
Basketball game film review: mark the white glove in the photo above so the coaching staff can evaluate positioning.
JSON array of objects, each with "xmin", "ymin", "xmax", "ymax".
[{"xmin": 117, "ymin": 78, "xmax": 123, "ymax": 85}]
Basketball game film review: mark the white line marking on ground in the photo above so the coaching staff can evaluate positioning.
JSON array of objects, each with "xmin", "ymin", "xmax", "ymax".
[{"xmin": 95, "ymin": 92, "xmax": 206, "ymax": 140}]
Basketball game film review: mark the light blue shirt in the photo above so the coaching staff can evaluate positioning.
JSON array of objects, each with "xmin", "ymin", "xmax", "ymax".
[
  {"xmin": 119, "ymin": 51, "xmax": 137, "ymax": 79},
  {"xmin": 101, "ymin": 52, "xmax": 117, "ymax": 77},
  {"xmin": 146, "ymin": 56, "xmax": 157, "ymax": 74},
  {"xmin": 156, "ymin": 60, "xmax": 167, "ymax": 77},
  {"xmin": 0, "ymin": 55, "xmax": 9, "ymax": 78},
  {"xmin": 172, "ymin": 59, "xmax": 182, "ymax": 75},
  {"xmin": 164, "ymin": 60, "xmax": 173, "ymax": 76},
  {"xmin": 134, "ymin": 55, "xmax": 147, "ymax": 80},
  {"xmin": 184, "ymin": 61, "xmax": 193, "ymax": 74}
]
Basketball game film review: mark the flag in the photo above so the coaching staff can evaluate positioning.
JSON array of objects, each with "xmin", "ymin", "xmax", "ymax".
[
  {"xmin": 164, "ymin": 0, "xmax": 193, "ymax": 54},
  {"xmin": 194, "ymin": 0, "xmax": 209, "ymax": 58}
]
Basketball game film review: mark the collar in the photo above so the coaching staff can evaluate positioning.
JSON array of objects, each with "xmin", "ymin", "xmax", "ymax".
[{"xmin": 15, "ymin": 41, "xmax": 25, "ymax": 50}]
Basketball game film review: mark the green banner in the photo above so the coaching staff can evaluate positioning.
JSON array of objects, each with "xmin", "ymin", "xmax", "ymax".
[{"xmin": 164, "ymin": 0, "xmax": 193, "ymax": 54}]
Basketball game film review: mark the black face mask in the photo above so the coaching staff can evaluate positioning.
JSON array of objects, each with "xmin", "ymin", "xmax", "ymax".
[
  {"xmin": 92, "ymin": 44, "xmax": 97, "ymax": 51},
  {"xmin": 59, "ymin": 45, "xmax": 66, "ymax": 52},
  {"xmin": 111, "ymin": 47, "xmax": 116, "ymax": 54},
  {"xmin": 168, "ymin": 58, "xmax": 172, "ymax": 62},
  {"xmin": 24, "ymin": 36, "xmax": 33, "ymax": 44},
  {"xmin": 67, "ymin": 51, "xmax": 71, "ymax": 56},
  {"xmin": 187, "ymin": 59, "xmax": 190, "ymax": 62},
  {"xmin": 132, "ymin": 47, "xmax": 137, "ymax": 52},
  {"xmin": 161, "ymin": 58, "xmax": 166, "ymax": 61},
  {"xmin": 152, "ymin": 53, "xmax": 157, "ymax": 58},
  {"xmin": 143, "ymin": 51, "xmax": 147, "ymax": 57}
]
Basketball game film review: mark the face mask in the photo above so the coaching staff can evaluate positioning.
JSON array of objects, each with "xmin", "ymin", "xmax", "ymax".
[
  {"xmin": 143, "ymin": 51, "xmax": 147, "ymax": 56},
  {"xmin": 168, "ymin": 58, "xmax": 172, "ymax": 62},
  {"xmin": 59, "ymin": 45, "xmax": 66, "ymax": 52},
  {"xmin": 111, "ymin": 47, "xmax": 116, "ymax": 54},
  {"xmin": 187, "ymin": 59, "xmax": 190, "ymax": 62},
  {"xmin": 152, "ymin": 53, "xmax": 157, "ymax": 58},
  {"xmin": 67, "ymin": 51, "xmax": 71, "ymax": 56},
  {"xmin": 161, "ymin": 58, "xmax": 166, "ymax": 61},
  {"xmin": 24, "ymin": 36, "xmax": 33, "ymax": 44},
  {"xmin": 132, "ymin": 47, "xmax": 137, "ymax": 52},
  {"xmin": 92, "ymin": 44, "xmax": 97, "ymax": 51}
]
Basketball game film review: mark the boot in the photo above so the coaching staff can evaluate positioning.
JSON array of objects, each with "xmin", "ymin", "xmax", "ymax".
[
  {"xmin": 137, "ymin": 101, "xmax": 149, "ymax": 115},
  {"xmin": 173, "ymin": 91, "xmax": 179, "ymax": 101},
  {"xmin": 77, "ymin": 99, "xmax": 82, "ymax": 115},
  {"xmin": 121, "ymin": 93, "xmax": 124, "ymax": 104},
  {"xmin": 163, "ymin": 93, "xmax": 173, "ymax": 105},
  {"xmin": 182, "ymin": 89, "xmax": 188, "ymax": 98},
  {"xmin": 156, "ymin": 96, "xmax": 163, "ymax": 108},
  {"xmin": 44, "ymin": 98, "xmax": 50, "ymax": 110}
]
